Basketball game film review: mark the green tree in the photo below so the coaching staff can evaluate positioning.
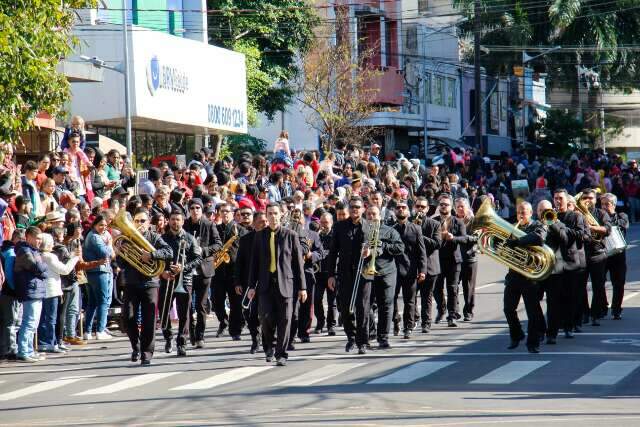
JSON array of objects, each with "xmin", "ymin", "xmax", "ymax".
[
  {"xmin": 0, "ymin": 0, "xmax": 96, "ymax": 144},
  {"xmin": 454, "ymin": 0, "xmax": 640, "ymax": 91},
  {"xmin": 537, "ymin": 109, "xmax": 585, "ymax": 156},
  {"xmin": 207, "ymin": 0, "xmax": 319, "ymax": 126}
]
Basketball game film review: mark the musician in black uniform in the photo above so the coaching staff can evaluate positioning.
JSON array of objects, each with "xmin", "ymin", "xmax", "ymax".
[
  {"xmin": 432, "ymin": 193, "xmax": 466, "ymax": 327},
  {"xmin": 536, "ymin": 200, "xmax": 569, "ymax": 344},
  {"xmin": 313, "ymin": 213, "xmax": 337, "ymax": 335},
  {"xmin": 601, "ymin": 193, "xmax": 629, "ymax": 320},
  {"xmin": 503, "ymin": 201, "xmax": 547, "ymax": 353},
  {"xmin": 414, "ymin": 197, "xmax": 442, "ymax": 333},
  {"xmin": 553, "ymin": 189, "xmax": 589, "ymax": 336},
  {"xmin": 455, "ymin": 197, "xmax": 479, "ymax": 322},
  {"xmin": 214, "ymin": 203, "xmax": 247, "ymax": 340},
  {"xmin": 159, "ymin": 211, "xmax": 202, "ymax": 356},
  {"xmin": 296, "ymin": 221, "xmax": 324, "ymax": 343},
  {"xmin": 234, "ymin": 211, "xmax": 267, "ymax": 354},
  {"xmin": 578, "ymin": 189, "xmax": 611, "ymax": 325},
  {"xmin": 183, "ymin": 198, "xmax": 222, "ymax": 348},
  {"xmin": 247, "ymin": 203, "xmax": 307, "ymax": 366},
  {"xmin": 392, "ymin": 200, "xmax": 427, "ymax": 339},
  {"xmin": 120, "ymin": 208, "xmax": 173, "ymax": 365},
  {"xmin": 327, "ymin": 196, "xmax": 366, "ymax": 353},
  {"xmin": 565, "ymin": 194, "xmax": 590, "ymax": 331}
]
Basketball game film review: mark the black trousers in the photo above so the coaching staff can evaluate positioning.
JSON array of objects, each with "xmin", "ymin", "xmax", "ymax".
[
  {"xmin": 123, "ymin": 286, "xmax": 158, "ymax": 361},
  {"xmin": 56, "ymin": 293, "xmax": 68, "ymax": 343},
  {"xmin": 460, "ymin": 261, "xmax": 477, "ymax": 316},
  {"xmin": 393, "ymin": 275, "xmax": 417, "ymax": 331},
  {"xmin": 259, "ymin": 274, "xmax": 293, "ymax": 360},
  {"xmin": 314, "ymin": 272, "xmax": 337, "ymax": 330},
  {"xmin": 213, "ymin": 274, "xmax": 244, "ymax": 336},
  {"xmin": 294, "ymin": 272, "xmax": 315, "ymax": 339},
  {"xmin": 337, "ymin": 275, "xmax": 357, "ymax": 341},
  {"xmin": 586, "ymin": 258, "xmax": 608, "ymax": 319},
  {"xmin": 159, "ymin": 282, "xmax": 192, "ymax": 347},
  {"xmin": 574, "ymin": 269, "xmax": 589, "ymax": 326},
  {"xmin": 606, "ymin": 253, "xmax": 627, "ymax": 316},
  {"xmin": 540, "ymin": 274, "xmax": 564, "ymax": 338},
  {"xmin": 190, "ymin": 275, "xmax": 212, "ymax": 342},
  {"xmin": 503, "ymin": 278, "xmax": 543, "ymax": 347},
  {"xmin": 418, "ymin": 274, "xmax": 437, "ymax": 328},
  {"xmin": 373, "ymin": 271, "xmax": 397, "ymax": 342},
  {"xmin": 243, "ymin": 292, "xmax": 261, "ymax": 341},
  {"xmin": 434, "ymin": 263, "xmax": 461, "ymax": 320}
]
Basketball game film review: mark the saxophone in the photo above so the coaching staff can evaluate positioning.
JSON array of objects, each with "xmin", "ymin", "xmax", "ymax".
[{"xmin": 213, "ymin": 225, "xmax": 238, "ymax": 269}]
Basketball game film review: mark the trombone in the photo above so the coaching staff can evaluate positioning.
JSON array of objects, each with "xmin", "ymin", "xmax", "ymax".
[
  {"xmin": 349, "ymin": 219, "xmax": 381, "ymax": 314},
  {"xmin": 160, "ymin": 238, "xmax": 187, "ymax": 330}
]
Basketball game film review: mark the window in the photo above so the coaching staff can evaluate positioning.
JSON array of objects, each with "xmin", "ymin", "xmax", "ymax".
[
  {"xmin": 500, "ymin": 92, "xmax": 508, "ymax": 121},
  {"xmin": 424, "ymin": 73, "xmax": 432, "ymax": 104},
  {"xmin": 405, "ymin": 25, "xmax": 418, "ymax": 53},
  {"xmin": 434, "ymin": 75, "xmax": 445, "ymax": 106},
  {"xmin": 447, "ymin": 78, "xmax": 457, "ymax": 108},
  {"xmin": 418, "ymin": 0, "xmax": 430, "ymax": 14}
]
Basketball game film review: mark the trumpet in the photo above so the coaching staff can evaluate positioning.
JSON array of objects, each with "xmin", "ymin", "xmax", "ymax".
[
  {"xmin": 413, "ymin": 212, "xmax": 425, "ymax": 225},
  {"xmin": 540, "ymin": 209, "xmax": 557, "ymax": 226}
]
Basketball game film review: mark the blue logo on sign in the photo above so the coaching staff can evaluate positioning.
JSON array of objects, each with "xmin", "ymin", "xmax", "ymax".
[{"xmin": 147, "ymin": 55, "xmax": 160, "ymax": 96}]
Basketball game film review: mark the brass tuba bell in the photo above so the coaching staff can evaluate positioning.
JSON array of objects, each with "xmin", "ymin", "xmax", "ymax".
[
  {"xmin": 471, "ymin": 199, "xmax": 556, "ymax": 281},
  {"xmin": 111, "ymin": 208, "xmax": 165, "ymax": 277}
]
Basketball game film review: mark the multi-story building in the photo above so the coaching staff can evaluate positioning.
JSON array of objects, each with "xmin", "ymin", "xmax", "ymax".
[{"xmin": 70, "ymin": 0, "xmax": 247, "ymax": 165}]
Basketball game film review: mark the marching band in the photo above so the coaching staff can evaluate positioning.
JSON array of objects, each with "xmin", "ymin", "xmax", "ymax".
[{"xmin": 108, "ymin": 187, "xmax": 629, "ymax": 366}]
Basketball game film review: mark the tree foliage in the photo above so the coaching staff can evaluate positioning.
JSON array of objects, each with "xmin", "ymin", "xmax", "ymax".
[
  {"xmin": 297, "ymin": 13, "xmax": 383, "ymax": 154},
  {"xmin": 537, "ymin": 109, "xmax": 585, "ymax": 155},
  {"xmin": 0, "ymin": 0, "xmax": 96, "ymax": 144},
  {"xmin": 207, "ymin": 0, "xmax": 319, "ymax": 126},
  {"xmin": 454, "ymin": 0, "xmax": 640, "ymax": 91}
]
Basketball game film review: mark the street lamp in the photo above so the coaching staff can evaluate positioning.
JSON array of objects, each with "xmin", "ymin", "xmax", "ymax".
[{"xmin": 521, "ymin": 46, "xmax": 561, "ymax": 146}]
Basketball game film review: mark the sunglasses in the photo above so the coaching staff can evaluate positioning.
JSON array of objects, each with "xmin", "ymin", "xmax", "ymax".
[
  {"xmin": 415, "ymin": 205, "xmax": 428, "ymax": 209},
  {"xmin": 240, "ymin": 212, "xmax": 253, "ymax": 216},
  {"xmin": 134, "ymin": 219, "xmax": 148, "ymax": 224}
]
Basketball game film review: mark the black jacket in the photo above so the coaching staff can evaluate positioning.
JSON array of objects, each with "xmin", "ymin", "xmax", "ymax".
[
  {"xmin": 184, "ymin": 217, "xmax": 222, "ymax": 277},
  {"xmin": 161, "ymin": 229, "xmax": 202, "ymax": 287},
  {"xmin": 557, "ymin": 210, "xmax": 589, "ymax": 271},
  {"xmin": 433, "ymin": 215, "xmax": 466, "ymax": 265},
  {"xmin": 584, "ymin": 208, "xmax": 612, "ymax": 262},
  {"xmin": 301, "ymin": 229, "xmax": 325, "ymax": 275},
  {"xmin": 421, "ymin": 217, "xmax": 442, "ymax": 276},
  {"xmin": 234, "ymin": 228, "xmax": 256, "ymax": 289},
  {"xmin": 318, "ymin": 229, "xmax": 333, "ymax": 274},
  {"xmin": 393, "ymin": 221, "xmax": 427, "ymax": 279},
  {"xmin": 544, "ymin": 221, "xmax": 569, "ymax": 275},
  {"xmin": 458, "ymin": 219, "xmax": 479, "ymax": 263},
  {"xmin": 118, "ymin": 230, "xmax": 173, "ymax": 288},
  {"xmin": 328, "ymin": 219, "xmax": 364, "ymax": 282},
  {"xmin": 249, "ymin": 227, "xmax": 306, "ymax": 297},
  {"xmin": 367, "ymin": 223, "xmax": 405, "ymax": 277}
]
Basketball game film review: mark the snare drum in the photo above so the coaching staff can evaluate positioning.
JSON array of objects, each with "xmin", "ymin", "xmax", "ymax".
[{"xmin": 604, "ymin": 225, "xmax": 627, "ymax": 257}]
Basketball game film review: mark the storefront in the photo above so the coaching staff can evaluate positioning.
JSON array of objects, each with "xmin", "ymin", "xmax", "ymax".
[{"xmin": 71, "ymin": 25, "xmax": 247, "ymax": 165}]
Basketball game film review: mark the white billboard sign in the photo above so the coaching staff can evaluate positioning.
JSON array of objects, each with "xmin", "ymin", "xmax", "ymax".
[{"xmin": 130, "ymin": 30, "xmax": 247, "ymax": 134}]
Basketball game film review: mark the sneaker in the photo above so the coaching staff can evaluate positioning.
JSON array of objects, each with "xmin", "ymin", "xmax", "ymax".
[
  {"xmin": 96, "ymin": 331, "xmax": 113, "ymax": 340},
  {"xmin": 195, "ymin": 340, "xmax": 205, "ymax": 349},
  {"xmin": 327, "ymin": 328, "xmax": 336, "ymax": 336},
  {"xmin": 82, "ymin": 333, "xmax": 93, "ymax": 341},
  {"xmin": 58, "ymin": 343, "xmax": 70, "ymax": 351},
  {"xmin": 276, "ymin": 357, "xmax": 287, "ymax": 367},
  {"xmin": 17, "ymin": 355, "xmax": 39, "ymax": 363}
]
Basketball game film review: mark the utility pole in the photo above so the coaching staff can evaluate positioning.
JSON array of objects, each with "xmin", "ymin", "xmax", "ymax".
[
  {"xmin": 474, "ymin": 0, "xmax": 483, "ymax": 156},
  {"xmin": 122, "ymin": 0, "xmax": 133, "ymax": 159}
]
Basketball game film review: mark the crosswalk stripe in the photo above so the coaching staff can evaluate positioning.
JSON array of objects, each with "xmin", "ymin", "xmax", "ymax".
[
  {"xmin": 367, "ymin": 361, "xmax": 456, "ymax": 384},
  {"xmin": 170, "ymin": 366, "xmax": 273, "ymax": 391},
  {"xmin": 0, "ymin": 377, "xmax": 86, "ymax": 401},
  {"xmin": 572, "ymin": 361, "xmax": 640, "ymax": 385},
  {"xmin": 275, "ymin": 363, "xmax": 365, "ymax": 387},
  {"xmin": 74, "ymin": 372, "xmax": 181, "ymax": 396},
  {"xmin": 470, "ymin": 361, "xmax": 550, "ymax": 384}
]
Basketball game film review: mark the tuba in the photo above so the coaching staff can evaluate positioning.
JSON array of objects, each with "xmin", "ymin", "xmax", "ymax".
[
  {"xmin": 471, "ymin": 199, "xmax": 555, "ymax": 281},
  {"xmin": 112, "ymin": 209, "xmax": 165, "ymax": 277}
]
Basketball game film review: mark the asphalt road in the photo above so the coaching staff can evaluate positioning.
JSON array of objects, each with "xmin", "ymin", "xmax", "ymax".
[{"xmin": 2, "ymin": 227, "xmax": 640, "ymax": 427}]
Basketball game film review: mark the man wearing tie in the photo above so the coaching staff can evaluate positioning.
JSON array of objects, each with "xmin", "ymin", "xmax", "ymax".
[{"xmin": 247, "ymin": 203, "xmax": 307, "ymax": 366}]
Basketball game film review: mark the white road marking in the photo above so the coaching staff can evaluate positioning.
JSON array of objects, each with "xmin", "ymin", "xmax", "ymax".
[
  {"xmin": 275, "ymin": 363, "xmax": 365, "ymax": 387},
  {"xmin": 297, "ymin": 351, "xmax": 640, "ymax": 361},
  {"xmin": 623, "ymin": 291, "xmax": 640, "ymax": 302},
  {"xmin": 367, "ymin": 361, "xmax": 456, "ymax": 384},
  {"xmin": 0, "ymin": 377, "xmax": 87, "ymax": 401},
  {"xmin": 476, "ymin": 282, "xmax": 501, "ymax": 290},
  {"xmin": 572, "ymin": 361, "xmax": 640, "ymax": 385},
  {"xmin": 74, "ymin": 372, "xmax": 181, "ymax": 395},
  {"xmin": 470, "ymin": 361, "xmax": 550, "ymax": 384},
  {"xmin": 170, "ymin": 366, "xmax": 272, "ymax": 391}
]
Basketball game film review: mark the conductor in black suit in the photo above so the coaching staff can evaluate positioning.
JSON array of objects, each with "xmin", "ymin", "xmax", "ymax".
[{"xmin": 247, "ymin": 203, "xmax": 307, "ymax": 366}]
